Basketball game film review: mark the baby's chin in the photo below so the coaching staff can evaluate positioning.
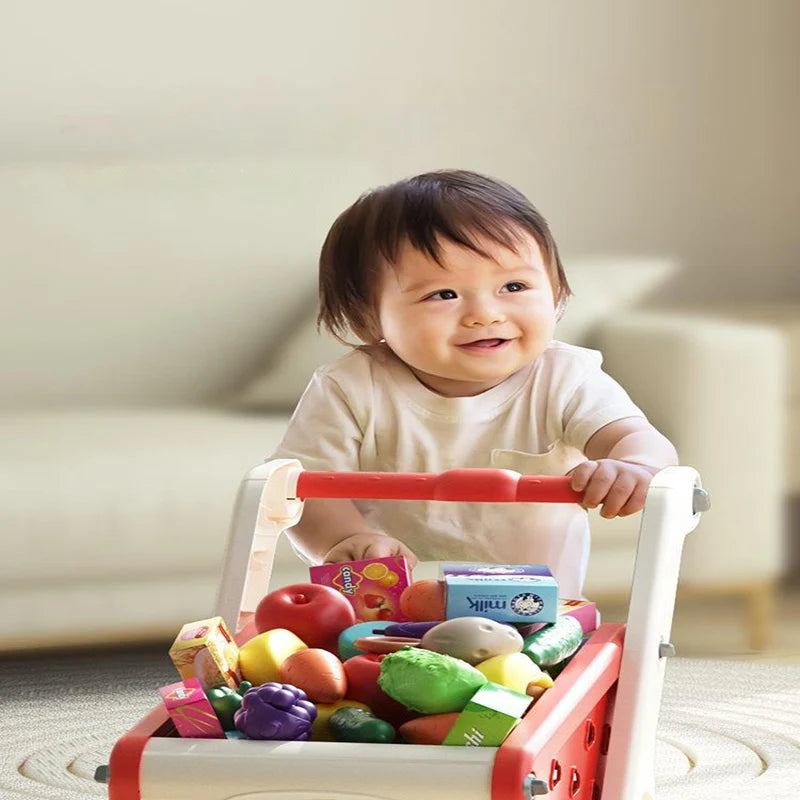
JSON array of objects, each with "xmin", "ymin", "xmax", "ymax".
[{"xmin": 408, "ymin": 366, "xmax": 516, "ymax": 397}]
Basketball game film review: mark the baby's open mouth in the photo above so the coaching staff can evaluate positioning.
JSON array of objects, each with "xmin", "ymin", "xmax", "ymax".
[{"xmin": 459, "ymin": 338, "xmax": 509, "ymax": 349}]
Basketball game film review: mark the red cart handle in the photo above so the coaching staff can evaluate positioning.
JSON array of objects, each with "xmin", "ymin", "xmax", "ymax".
[{"xmin": 295, "ymin": 468, "xmax": 584, "ymax": 504}]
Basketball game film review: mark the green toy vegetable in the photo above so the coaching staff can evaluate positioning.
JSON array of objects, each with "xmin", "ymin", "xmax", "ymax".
[
  {"xmin": 378, "ymin": 647, "xmax": 487, "ymax": 714},
  {"xmin": 547, "ymin": 643, "xmax": 585, "ymax": 679},
  {"xmin": 522, "ymin": 615, "xmax": 583, "ymax": 667},
  {"xmin": 206, "ymin": 682, "xmax": 250, "ymax": 730},
  {"xmin": 329, "ymin": 706, "xmax": 396, "ymax": 743}
]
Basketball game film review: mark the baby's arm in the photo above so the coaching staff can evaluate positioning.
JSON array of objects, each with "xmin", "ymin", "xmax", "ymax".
[
  {"xmin": 287, "ymin": 497, "xmax": 418, "ymax": 567},
  {"xmin": 568, "ymin": 417, "xmax": 679, "ymax": 518}
]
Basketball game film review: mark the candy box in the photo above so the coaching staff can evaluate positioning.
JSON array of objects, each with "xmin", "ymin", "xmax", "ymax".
[
  {"xmin": 555, "ymin": 598, "xmax": 598, "ymax": 635},
  {"xmin": 168, "ymin": 616, "xmax": 241, "ymax": 689},
  {"xmin": 159, "ymin": 678, "xmax": 225, "ymax": 739},
  {"xmin": 443, "ymin": 571, "xmax": 559, "ymax": 624},
  {"xmin": 516, "ymin": 598, "xmax": 599, "ymax": 637},
  {"xmin": 442, "ymin": 682, "xmax": 532, "ymax": 747},
  {"xmin": 310, "ymin": 556, "xmax": 412, "ymax": 622}
]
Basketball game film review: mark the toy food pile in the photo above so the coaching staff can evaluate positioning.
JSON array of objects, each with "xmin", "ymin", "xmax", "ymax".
[{"xmin": 159, "ymin": 558, "xmax": 597, "ymax": 747}]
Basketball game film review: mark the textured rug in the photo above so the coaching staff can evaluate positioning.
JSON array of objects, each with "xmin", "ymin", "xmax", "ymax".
[{"xmin": 1, "ymin": 649, "xmax": 798, "ymax": 800}]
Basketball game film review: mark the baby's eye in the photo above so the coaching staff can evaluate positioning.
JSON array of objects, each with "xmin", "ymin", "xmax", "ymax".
[
  {"xmin": 425, "ymin": 289, "xmax": 458, "ymax": 301},
  {"xmin": 501, "ymin": 281, "xmax": 527, "ymax": 293}
]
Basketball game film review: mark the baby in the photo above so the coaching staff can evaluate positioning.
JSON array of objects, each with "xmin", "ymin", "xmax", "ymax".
[{"xmin": 271, "ymin": 170, "xmax": 677, "ymax": 598}]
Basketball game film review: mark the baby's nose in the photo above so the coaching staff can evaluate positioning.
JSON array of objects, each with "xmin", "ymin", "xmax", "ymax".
[{"xmin": 462, "ymin": 300, "xmax": 506, "ymax": 327}]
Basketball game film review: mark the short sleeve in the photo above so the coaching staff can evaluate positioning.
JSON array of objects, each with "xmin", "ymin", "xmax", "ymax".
[
  {"xmin": 561, "ymin": 357, "xmax": 646, "ymax": 451},
  {"xmin": 268, "ymin": 369, "xmax": 364, "ymax": 471}
]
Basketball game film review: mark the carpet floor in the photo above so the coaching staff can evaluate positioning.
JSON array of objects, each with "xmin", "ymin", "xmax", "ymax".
[{"xmin": 1, "ymin": 648, "xmax": 799, "ymax": 800}]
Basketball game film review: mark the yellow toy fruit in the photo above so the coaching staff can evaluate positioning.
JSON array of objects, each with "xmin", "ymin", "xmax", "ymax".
[
  {"xmin": 238, "ymin": 628, "xmax": 307, "ymax": 685},
  {"xmin": 311, "ymin": 700, "xmax": 371, "ymax": 741},
  {"xmin": 530, "ymin": 671, "xmax": 555, "ymax": 689},
  {"xmin": 475, "ymin": 652, "xmax": 544, "ymax": 694}
]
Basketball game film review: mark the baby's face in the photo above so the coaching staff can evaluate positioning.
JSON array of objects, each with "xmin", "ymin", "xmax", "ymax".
[{"xmin": 377, "ymin": 232, "xmax": 557, "ymax": 396}]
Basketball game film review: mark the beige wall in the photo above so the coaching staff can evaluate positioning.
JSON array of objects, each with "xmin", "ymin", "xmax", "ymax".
[
  {"xmin": 1, "ymin": 0, "xmax": 796, "ymax": 290},
  {"xmin": 0, "ymin": 0, "xmax": 797, "ymax": 406}
]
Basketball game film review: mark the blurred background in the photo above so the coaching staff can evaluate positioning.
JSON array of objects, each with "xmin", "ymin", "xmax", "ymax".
[{"xmin": 1, "ymin": 0, "xmax": 797, "ymax": 660}]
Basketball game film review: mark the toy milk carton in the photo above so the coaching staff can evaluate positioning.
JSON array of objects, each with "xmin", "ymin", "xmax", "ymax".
[
  {"xmin": 168, "ymin": 616, "xmax": 241, "ymax": 690},
  {"xmin": 310, "ymin": 556, "xmax": 412, "ymax": 623},
  {"xmin": 442, "ymin": 682, "xmax": 532, "ymax": 746},
  {"xmin": 441, "ymin": 563, "xmax": 559, "ymax": 624},
  {"xmin": 159, "ymin": 678, "xmax": 225, "ymax": 739},
  {"xmin": 441, "ymin": 563, "xmax": 553, "ymax": 578}
]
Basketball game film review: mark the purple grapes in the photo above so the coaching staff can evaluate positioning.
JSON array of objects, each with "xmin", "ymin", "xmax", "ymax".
[{"xmin": 233, "ymin": 682, "xmax": 317, "ymax": 741}]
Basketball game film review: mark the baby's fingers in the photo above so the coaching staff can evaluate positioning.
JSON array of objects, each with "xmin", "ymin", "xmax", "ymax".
[
  {"xmin": 364, "ymin": 538, "xmax": 419, "ymax": 569},
  {"xmin": 568, "ymin": 460, "xmax": 599, "ymax": 493},
  {"xmin": 617, "ymin": 478, "xmax": 650, "ymax": 517},
  {"xmin": 322, "ymin": 544, "xmax": 358, "ymax": 564},
  {"xmin": 578, "ymin": 461, "xmax": 620, "ymax": 509},
  {"xmin": 598, "ymin": 471, "xmax": 638, "ymax": 518}
]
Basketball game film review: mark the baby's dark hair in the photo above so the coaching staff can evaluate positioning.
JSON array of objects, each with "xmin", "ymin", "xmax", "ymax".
[{"xmin": 318, "ymin": 169, "xmax": 571, "ymax": 342}]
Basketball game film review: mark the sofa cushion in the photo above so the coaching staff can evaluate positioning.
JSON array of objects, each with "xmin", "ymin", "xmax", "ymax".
[
  {"xmin": 701, "ymin": 303, "xmax": 800, "ymax": 401},
  {"xmin": 554, "ymin": 256, "xmax": 678, "ymax": 345},
  {"xmin": 0, "ymin": 157, "xmax": 377, "ymax": 410},
  {"xmin": 0, "ymin": 409, "xmax": 292, "ymax": 586},
  {"xmin": 234, "ymin": 257, "xmax": 678, "ymax": 410},
  {"xmin": 233, "ymin": 317, "xmax": 352, "ymax": 410},
  {"xmin": 668, "ymin": 302, "xmax": 799, "ymax": 494}
]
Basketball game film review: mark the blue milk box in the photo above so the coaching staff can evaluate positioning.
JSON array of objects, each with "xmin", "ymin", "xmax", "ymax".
[{"xmin": 441, "ymin": 563, "xmax": 559, "ymax": 624}]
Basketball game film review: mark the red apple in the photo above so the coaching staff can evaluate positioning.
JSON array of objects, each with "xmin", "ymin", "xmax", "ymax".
[
  {"xmin": 343, "ymin": 653, "xmax": 419, "ymax": 727},
  {"xmin": 255, "ymin": 583, "xmax": 356, "ymax": 653}
]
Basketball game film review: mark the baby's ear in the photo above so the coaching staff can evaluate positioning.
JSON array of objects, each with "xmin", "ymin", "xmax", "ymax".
[{"xmin": 554, "ymin": 295, "xmax": 569, "ymax": 321}]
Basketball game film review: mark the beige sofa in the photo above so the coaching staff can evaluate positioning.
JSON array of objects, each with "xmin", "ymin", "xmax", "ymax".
[
  {"xmin": 676, "ymin": 303, "xmax": 799, "ymax": 501},
  {"xmin": 0, "ymin": 159, "xmax": 787, "ymax": 652}
]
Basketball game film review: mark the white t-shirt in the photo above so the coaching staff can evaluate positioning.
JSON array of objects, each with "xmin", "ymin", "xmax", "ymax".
[{"xmin": 270, "ymin": 341, "xmax": 645, "ymax": 597}]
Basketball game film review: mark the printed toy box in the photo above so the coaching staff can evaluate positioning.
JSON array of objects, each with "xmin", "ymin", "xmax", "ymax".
[
  {"xmin": 442, "ymin": 682, "xmax": 533, "ymax": 747},
  {"xmin": 516, "ymin": 598, "xmax": 599, "ymax": 637},
  {"xmin": 443, "ymin": 567, "xmax": 559, "ymax": 623},
  {"xmin": 310, "ymin": 555, "xmax": 412, "ymax": 622},
  {"xmin": 168, "ymin": 616, "xmax": 241, "ymax": 690},
  {"xmin": 158, "ymin": 678, "xmax": 225, "ymax": 739}
]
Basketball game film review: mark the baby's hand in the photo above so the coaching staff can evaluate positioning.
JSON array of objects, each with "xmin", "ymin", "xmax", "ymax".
[
  {"xmin": 568, "ymin": 459, "xmax": 659, "ymax": 518},
  {"xmin": 323, "ymin": 533, "xmax": 418, "ymax": 568}
]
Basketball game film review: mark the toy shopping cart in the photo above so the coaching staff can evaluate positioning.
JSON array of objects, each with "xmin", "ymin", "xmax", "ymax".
[{"xmin": 104, "ymin": 461, "xmax": 708, "ymax": 800}]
